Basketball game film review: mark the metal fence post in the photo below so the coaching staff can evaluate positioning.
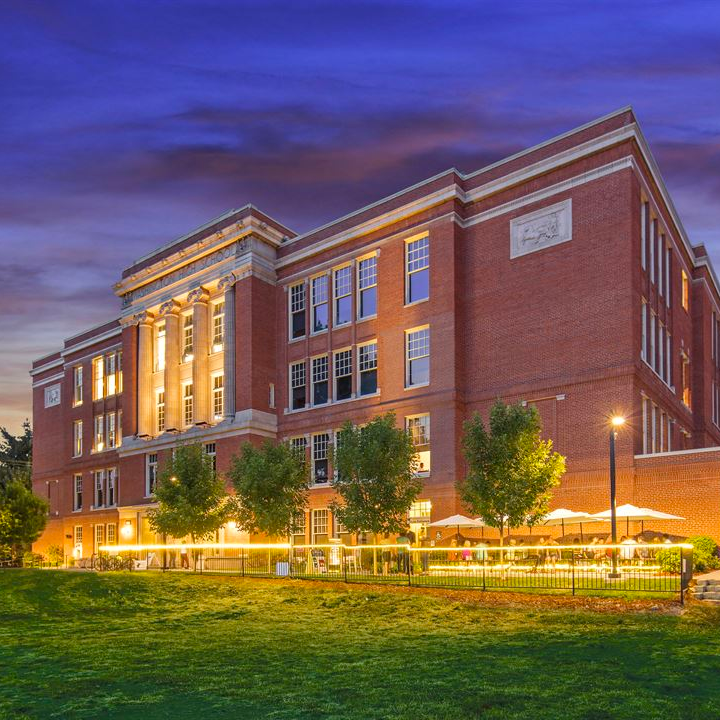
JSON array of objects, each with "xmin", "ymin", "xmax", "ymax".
[
  {"xmin": 680, "ymin": 546, "xmax": 692, "ymax": 606},
  {"xmin": 343, "ymin": 546, "xmax": 348, "ymax": 583},
  {"xmin": 241, "ymin": 551, "xmax": 245, "ymax": 578},
  {"xmin": 571, "ymin": 550, "xmax": 575, "ymax": 596},
  {"xmin": 407, "ymin": 547, "xmax": 412, "ymax": 587}
]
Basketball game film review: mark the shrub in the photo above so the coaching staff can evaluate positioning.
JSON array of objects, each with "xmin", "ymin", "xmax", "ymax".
[
  {"xmin": 22, "ymin": 551, "xmax": 44, "ymax": 568},
  {"xmin": 46, "ymin": 544, "xmax": 64, "ymax": 566},
  {"xmin": 657, "ymin": 535, "xmax": 719, "ymax": 574}
]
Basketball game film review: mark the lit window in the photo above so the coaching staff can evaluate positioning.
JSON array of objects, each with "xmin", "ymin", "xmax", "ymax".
[
  {"xmin": 213, "ymin": 374, "xmax": 224, "ymax": 420},
  {"xmin": 312, "ymin": 356, "xmax": 329, "ymax": 405},
  {"xmin": 107, "ymin": 523, "xmax": 117, "ymax": 545},
  {"xmin": 212, "ymin": 302, "xmax": 225, "ymax": 352},
  {"xmin": 146, "ymin": 453, "xmax": 158, "ymax": 496},
  {"xmin": 334, "ymin": 265, "xmax": 352, "ymax": 326},
  {"xmin": 94, "ymin": 469, "xmax": 105, "ymax": 508},
  {"xmin": 289, "ymin": 283, "xmax": 306, "ymax": 339},
  {"xmin": 334, "ymin": 349, "xmax": 352, "ymax": 401},
  {"xmin": 73, "ymin": 474, "xmax": 83, "ymax": 511},
  {"xmin": 408, "ymin": 499, "xmax": 432, "ymax": 523},
  {"xmin": 155, "ymin": 323, "xmax": 166, "ymax": 372},
  {"xmin": 73, "ymin": 366, "xmax": 83, "ymax": 406},
  {"xmin": 332, "ymin": 514, "xmax": 347, "ymax": 538},
  {"xmin": 292, "ymin": 511, "xmax": 306, "ymax": 538},
  {"xmin": 312, "ymin": 508, "xmax": 328, "ymax": 539},
  {"xmin": 357, "ymin": 255, "xmax": 377, "ymax": 319},
  {"xmin": 406, "ymin": 327, "xmax": 430, "ymax": 387},
  {"xmin": 312, "ymin": 433, "xmax": 329, "ymax": 483},
  {"xmin": 74, "ymin": 525, "xmax": 83, "ymax": 549},
  {"xmin": 156, "ymin": 390, "xmax": 165, "ymax": 433},
  {"xmin": 358, "ymin": 342, "xmax": 378, "ymax": 396},
  {"xmin": 106, "ymin": 412, "xmax": 117, "ymax": 449},
  {"xmin": 107, "ymin": 468, "xmax": 117, "ymax": 507},
  {"xmin": 183, "ymin": 383, "xmax": 193, "ymax": 426},
  {"xmin": 311, "ymin": 275, "xmax": 329, "ymax": 333},
  {"xmin": 204, "ymin": 443, "xmax": 217, "ymax": 473},
  {"xmin": 681, "ymin": 270, "xmax": 690, "ymax": 311},
  {"xmin": 681, "ymin": 354, "xmax": 691, "ymax": 408},
  {"xmin": 406, "ymin": 236, "xmax": 429, "ymax": 304},
  {"xmin": 73, "ymin": 420, "xmax": 83, "ymax": 458},
  {"xmin": 95, "ymin": 523, "xmax": 105, "ymax": 549},
  {"xmin": 406, "ymin": 414, "xmax": 431, "ymax": 473},
  {"xmin": 105, "ymin": 353, "xmax": 117, "ymax": 396},
  {"xmin": 92, "ymin": 356, "xmax": 104, "ymax": 400},
  {"xmin": 290, "ymin": 361, "xmax": 306, "ymax": 410},
  {"xmin": 117, "ymin": 410, "xmax": 122, "ymax": 448},
  {"xmin": 183, "ymin": 315, "xmax": 193, "ymax": 361},
  {"xmin": 93, "ymin": 415, "xmax": 105, "ymax": 452}
]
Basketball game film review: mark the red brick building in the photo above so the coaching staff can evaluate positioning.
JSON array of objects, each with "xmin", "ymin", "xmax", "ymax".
[{"xmin": 30, "ymin": 107, "xmax": 720, "ymax": 559}]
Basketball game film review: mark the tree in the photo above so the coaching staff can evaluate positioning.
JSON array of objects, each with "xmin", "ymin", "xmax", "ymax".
[
  {"xmin": 147, "ymin": 444, "xmax": 230, "ymax": 564},
  {"xmin": 458, "ymin": 401, "xmax": 565, "ymax": 544},
  {"xmin": 0, "ymin": 479, "xmax": 47, "ymax": 558},
  {"xmin": 228, "ymin": 440, "xmax": 308, "ymax": 539},
  {"xmin": 0, "ymin": 421, "xmax": 33, "ymax": 491},
  {"xmin": 330, "ymin": 412, "xmax": 422, "ymax": 543}
]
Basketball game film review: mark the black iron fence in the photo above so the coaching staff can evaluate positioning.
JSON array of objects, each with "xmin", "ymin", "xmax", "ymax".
[{"xmin": 96, "ymin": 542, "xmax": 694, "ymax": 603}]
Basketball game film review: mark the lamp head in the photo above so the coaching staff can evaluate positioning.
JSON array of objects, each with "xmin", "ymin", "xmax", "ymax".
[{"xmin": 611, "ymin": 415, "xmax": 626, "ymax": 428}]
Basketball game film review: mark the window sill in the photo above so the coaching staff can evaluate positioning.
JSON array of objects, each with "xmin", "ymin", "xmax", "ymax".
[
  {"xmin": 356, "ymin": 315, "xmax": 377, "ymax": 324},
  {"xmin": 404, "ymin": 382, "xmax": 430, "ymax": 391},
  {"xmin": 288, "ymin": 335, "xmax": 306, "ymax": 345},
  {"xmin": 404, "ymin": 298, "xmax": 429, "ymax": 309},
  {"xmin": 285, "ymin": 391, "xmax": 381, "ymax": 415},
  {"xmin": 72, "ymin": 508, "xmax": 82, "ymax": 513},
  {"xmin": 332, "ymin": 321, "xmax": 352, "ymax": 330},
  {"xmin": 310, "ymin": 329, "xmax": 329, "ymax": 337}
]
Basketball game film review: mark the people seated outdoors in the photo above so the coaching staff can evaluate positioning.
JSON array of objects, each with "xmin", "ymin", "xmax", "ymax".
[
  {"xmin": 461, "ymin": 540, "xmax": 473, "ymax": 564},
  {"xmin": 620, "ymin": 535, "xmax": 638, "ymax": 563}
]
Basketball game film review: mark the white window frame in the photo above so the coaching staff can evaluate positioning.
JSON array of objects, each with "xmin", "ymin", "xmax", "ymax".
[
  {"xmin": 73, "ymin": 473, "xmax": 83, "ymax": 511},
  {"xmin": 146, "ymin": 453, "xmax": 158, "ymax": 497},
  {"xmin": 212, "ymin": 301, "xmax": 225, "ymax": 352},
  {"xmin": 311, "ymin": 355, "xmax": 330, "ymax": 407},
  {"xmin": 107, "ymin": 523, "xmax": 117, "ymax": 545},
  {"xmin": 405, "ymin": 235, "xmax": 429, "ymax": 305},
  {"xmin": 92, "ymin": 356, "xmax": 104, "ymax": 400},
  {"xmin": 312, "ymin": 432, "xmax": 330, "ymax": 484},
  {"xmin": 107, "ymin": 468, "xmax": 117, "ymax": 507},
  {"xmin": 73, "ymin": 365, "xmax": 83, "ymax": 407},
  {"xmin": 93, "ymin": 414, "xmax": 105, "ymax": 453},
  {"xmin": 405, "ymin": 326, "xmax": 430, "ymax": 389},
  {"xmin": 641, "ymin": 300, "xmax": 647, "ymax": 361},
  {"xmin": 312, "ymin": 508, "xmax": 329, "ymax": 541},
  {"xmin": 357, "ymin": 340, "xmax": 378, "ymax": 397},
  {"xmin": 311, "ymin": 274, "xmax": 329, "ymax": 334},
  {"xmin": 333, "ymin": 347, "xmax": 353, "ymax": 401},
  {"xmin": 289, "ymin": 361, "xmax": 307, "ymax": 411},
  {"xmin": 182, "ymin": 314, "xmax": 194, "ymax": 362},
  {"xmin": 289, "ymin": 282, "xmax": 306, "ymax": 341},
  {"xmin": 212, "ymin": 373, "xmax": 224, "ymax": 420},
  {"xmin": 156, "ymin": 389, "xmax": 165, "ymax": 433},
  {"xmin": 95, "ymin": 523, "xmax": 105, "ymax": 550},
  {"xmin": 183, "ymin": 382, "xmax": 194, "ymax": 426},
  {"xmin": 73, "ymin": 420, "xmax": 83, "ymax": 458},
  {"xmin": 357, "ymin": 253, "xmax": 378, "ymax": 320},
  {"xmin": 93, "ymin": 469, "xmax": 106, "ymax": 509},
  {"xmin": 640, "ymin": 200, "xmax": 647, "ymax": 270},
  {"xmin": 155, "ymin": 322, "xmax": 166, "ymax": 372},
  {"xmin": 333, "ymin": 264, "xmax": 353, "ymax": 327}
]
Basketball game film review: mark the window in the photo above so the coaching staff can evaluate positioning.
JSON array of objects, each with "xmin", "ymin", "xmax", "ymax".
[
  {"xmin": 651, "ymin": 403, "xmax": 657, "ymax": 453},
  {"xmin": 269, "ymin": 382, "xmax": 275, "ymax": 409},
  {"xmin": 681, "ymin": 354, "xmax": 691, "ymax": 408},
  {"xmin": 666, "ymin": 332, "xmax": 672, "ymax": 386},
  {"xmin": 93, "ymin": 415, "xmax": 105, "ymax": 452},
  {"xmin": 107, "ymin": 523, "xmax": 117, "ymax": 545},
  {"xmin": 93, "ymin": 356, "xmax": 104, "ymax": 400},
  {"xmin": 406, "ymin": 327, "xmax": 430, "ymax": 387},
  {"xmin": 658, "ymin": 323, "xmax": 665, "ymax": 381},
  {"xmin": 106, "ymin": 412, "xmax": 117, "ymax": 449},
  {"xmin": 157, "ymin": 390, "xmax": 165, "ymax": 433},
  {"xmin": 117, "ymin": 410, "xmax": 122, "ymax": 447},
  {"xmin": 641, "ymin": 300, "xmax": 647, "ymax": 362},
  {"xmin": 106, "ymin": 353, "xmax": 117, "ymax": 396},
  {"xmin": 183, "ymin": 315, "xmax": 193, "ymax": 361},
  {"xmin": 155, "ymin": 323, "xmax": 166, "ymax": 372},
  {"xmin": 407, "ymin": 414, "xmax": 431, "ymax": 473},
  {"xmin": 334, "ymin": 265, "xmax": 352, "ymax": 326},
  {"xmin": 312, "ymin": 356, "xmax": 329, "ymax": 405},
  {"xmin": 649, "ymin": 218, "xmax": 655, "ymax": 284},
  {"xmin": 649, "ymin": 312, "xmax": 656, "ymax": 371},
  {"xmin": 312, "ymin": 508, "xmax": 328, "ymax": 540},
  {"xmin": 73, "ymin": 420, "xmax": 83, "ymax": 457},
  {"xmin": 311, "ymin": 275, "xmax": 329, "ymax": 333},
  {"xmin": 292, "ymin": 511, "xmax": 306, "ymax": 539},
  {"xmin": 73, "ymin": 366, "xmax": 83, "ymax": 406},
  {"xmin": 74, "ymin": 525, "xmax": 83, "ymax": 549},
  {"xmin": 213, "ymin": 374, "xmax": 224, "ymax": 420},
  {"xmin": 334, "ymin": 349, "xmax": 352, "ymax": 401},
  {"xmin": 212, "ymin": 302, "xmax": 225, "ymax": 352},
  {"xmin": 642, "ymin": 396, "xmax": 649, "ymax": 454},
  {"xmin": 640, "ymin": 201, "xmax": 647, "ymax": 270},
  {"xmin": 408, "ymin": 499, "xmax": 432, "ymax": 523},
  {"xmin": 681, "ymin": 270, "xmax": 690, "ymax": 311},
  {"xmin": 146, "ymin": 453, "xmax": 158, "ymax": 496},
  {"xmin": 108, "ymin": 468, "xmax": 117, "ymax": 506},
  {"xmin": 95, "ymin": 523, "xmax": 105, "ymax": 549},
  {"xmin": 332, "ymin": 514, "xmax": 347, "ymax": 539},
  {"xmin": 312, "ymin": 433, "xmax": 329, "ymax": 483},
  {"xmin": 358, "ymin": 342, "xmax": 378, "ymax": 396},
  {"xmin": 290, "ymin": 436, "xmax": 307, "ymax": 461},
  {"xmin": 665, "ymin": 246, "xmax": 671, "ymax": 307},
  {"xmin": 290, "ymin": 361, "xmax": 306, "ymax": 410},
  {"xmin": 73, "ymin": 474, "xmax": 83, "ymax": 511},
  {"xmin": 357, "ymin": 255, "xmax": 377, "ymax": 319},
  {"xmin": 289, "ymin": 283, "xmax": 306, "ymax": 339},
  {"xmin": 94, "ymin": 470, "xmax": 105, "ymax": 508},
  {"xmin": 204, "ymin": 443, "xmax": 217, "ymax": 473},
  {"xmin": 406, "ymin": 236, "xmax": 429, "ymax": 304},
  {"xmin": 715, "ymin": 382, "xmax": 720, "ymax": 427},
  {"xmin": 183, "ymin": 383, "xmax": 194, "ymax": 426},
  {"xmin": 658, "ymin": 231, "xmax": 665, "ymax": 297}
]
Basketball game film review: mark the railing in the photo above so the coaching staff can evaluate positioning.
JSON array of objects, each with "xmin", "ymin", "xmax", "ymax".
[{"xmin": 97, "ymin": 542, "xmax": 694, "ymax": 603}]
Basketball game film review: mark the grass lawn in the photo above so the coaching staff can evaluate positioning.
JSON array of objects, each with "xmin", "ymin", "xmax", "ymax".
[{"xmin": 1, "ymin": 571, "xmax": 719, "ymax": 720}]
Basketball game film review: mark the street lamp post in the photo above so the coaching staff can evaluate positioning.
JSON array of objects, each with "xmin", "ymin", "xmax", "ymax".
[{"xmin": 608, "ymin": 416, "xmax": 625, "ymax": 578}]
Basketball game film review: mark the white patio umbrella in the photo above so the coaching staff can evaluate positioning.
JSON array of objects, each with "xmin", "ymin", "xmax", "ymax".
[
  {"xmin": 428, "ymin": 514, "xmax": 486, "ymax": 541},
  {"xmin": 591, "ymin": 504, "xmax": 684, "ymax": 535},
  {"xmin": 541, "ymin": 508, "xmax": 600, "ymax": 540}
]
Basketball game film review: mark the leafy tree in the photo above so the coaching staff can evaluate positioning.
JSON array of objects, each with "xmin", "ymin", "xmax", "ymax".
[
  {"xmin": 0, "ymin": 479, "xmax": 47, "ymax": 558},
  {"xmin": 330, "ymin": 412, "xmax": 422, "ymax": 542},
  {"xmin": 458, "ymin": 401, "xmax": 565, "ymax": 544},
  {"xmin": 0, "ymin": 421, "xmax": 33, "ymax": 491},
  {"xmin": 147, "ymin": 444, "xmax": 230, "ymax": 563},
  {"xmin": 228, "ymin": 440, "xmax": 308, "ymax": 539}
]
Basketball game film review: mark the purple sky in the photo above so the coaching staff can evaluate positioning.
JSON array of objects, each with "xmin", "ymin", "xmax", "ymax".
[{"xmin": 2, "ymin": 1, "xmax": 719, "ymax": 432}]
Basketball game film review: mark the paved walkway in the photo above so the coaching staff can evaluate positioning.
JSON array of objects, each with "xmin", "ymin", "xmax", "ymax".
[{"xmin": 695, "ymin": 569, "xmax": 720, "ymax": 582}]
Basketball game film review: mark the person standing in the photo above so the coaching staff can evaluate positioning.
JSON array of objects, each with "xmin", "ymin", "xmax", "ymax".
[{"xmin": 180, "ymin": 544, "xmax": 189, "ymax": 569}]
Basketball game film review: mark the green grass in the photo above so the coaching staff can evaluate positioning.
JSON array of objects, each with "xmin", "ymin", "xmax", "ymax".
[{"xmin": 1, "ymin": 571, "xmax": 719, "ymax": 720}]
